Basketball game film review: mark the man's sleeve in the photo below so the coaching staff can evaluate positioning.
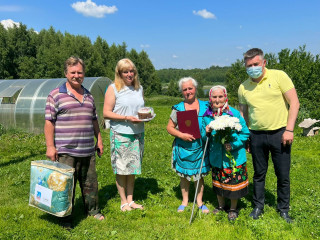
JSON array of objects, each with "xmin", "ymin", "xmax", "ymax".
[
  {"xmin": 278, "ymin": 71, "xmax": 295, "ymax": 94},
  {"xmin": 238, "ymin": 84, "xmax": 247, "ymax": 105},
  {"xmin": 45, "ymin": 95, "xmax": 56, "ymax": 122}
]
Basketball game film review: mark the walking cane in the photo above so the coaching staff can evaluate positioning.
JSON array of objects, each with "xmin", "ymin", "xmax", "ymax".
[{"xmin": 189, "ymin": 136, "xmax": 209, "ymax": 224}]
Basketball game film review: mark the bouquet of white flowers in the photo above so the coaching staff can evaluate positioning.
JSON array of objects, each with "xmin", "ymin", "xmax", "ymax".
[
  {"xmin": 208, "ymin": 115, "xmax": 242, "ymax": 143},
  {"xmin": 208, "ymin": 115, "xmax": 242, "ymax": 176}
]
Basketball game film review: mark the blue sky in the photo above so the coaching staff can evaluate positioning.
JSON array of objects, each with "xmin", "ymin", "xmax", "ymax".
[{"xmin": 1, "ymin": 0, "xmax": 320, "ymax": 69}]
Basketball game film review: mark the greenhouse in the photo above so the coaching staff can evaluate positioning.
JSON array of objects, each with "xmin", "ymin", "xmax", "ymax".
[{"xmin": 0, "ymin": 77, "xmax": 112, "ymax": 133}]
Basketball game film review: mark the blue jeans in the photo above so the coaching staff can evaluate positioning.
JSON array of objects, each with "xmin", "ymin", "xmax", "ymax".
[{"xmin": 250, "ymin": 127, "xmax": 291, "ymax": 212}]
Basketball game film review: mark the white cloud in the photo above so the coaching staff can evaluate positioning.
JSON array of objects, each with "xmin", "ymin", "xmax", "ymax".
[
  {"xmin": 240, "ymin": 25, "xmax": 243, "ymax": 29},
  {"xmin": 1, "ymin": 19, "xmax": 20, "ymax": 29},
  {"xmin": 193, "ymin": 9, "xmax": 216, "ymax": 19},
  {"xmin": 140, "ymin": 44, "xmax": 150, "ymax": 48},
  {"xmin": 0, "ymin": 5, "xmax": 22, "ymax": 12},
  {"xmin": 71, "ymin": 0, "xmax": 117, "ymax": 18},
  {"xmin": 236, "ymin": 46, "xmax": 243, "ymax": 50},
  {"xmin": 172, "ymin": 54, "xmax": 178, "ymax": 59}
]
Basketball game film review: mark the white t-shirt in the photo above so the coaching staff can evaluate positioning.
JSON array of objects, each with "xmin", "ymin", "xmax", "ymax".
[{"xmin": 109, "ymin": 84, "xmax": 145, "ymax": 134}]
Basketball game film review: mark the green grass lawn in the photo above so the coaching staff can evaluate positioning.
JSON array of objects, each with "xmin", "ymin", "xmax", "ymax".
[{"xmin": 0, "ymin": 97, "xmax": 319, "ymax": 239}]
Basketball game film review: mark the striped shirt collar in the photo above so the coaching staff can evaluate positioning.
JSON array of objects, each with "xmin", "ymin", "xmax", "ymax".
[{"xmin": 59, "ymin": 82, "xmax": 90, "ymax": 95}]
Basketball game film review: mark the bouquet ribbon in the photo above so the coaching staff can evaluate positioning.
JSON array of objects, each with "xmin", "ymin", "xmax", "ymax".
[{"xmin": 225, "ymin": 150, "xmax": 237, "ymax": 177}]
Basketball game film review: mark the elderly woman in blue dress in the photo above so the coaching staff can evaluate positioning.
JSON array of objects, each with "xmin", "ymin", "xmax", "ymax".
[
  {"xmin": 167, "ymin": 77, "xmax": 211, "ymax": 213},
  {"xmin": 203, "ymin": 85, "xmax": 250, "ymax": 221},
  {"xmin": 103, "ymin": 58, "xmax": 145, "ymax": 211}
]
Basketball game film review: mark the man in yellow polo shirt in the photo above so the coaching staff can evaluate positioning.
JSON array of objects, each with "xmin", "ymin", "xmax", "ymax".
[{"xmin": 238, "ymin": 48, "xmax": 300, "ymax": 223}]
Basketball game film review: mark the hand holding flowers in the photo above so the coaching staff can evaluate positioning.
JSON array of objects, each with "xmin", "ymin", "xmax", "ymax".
[{"xmin": 207, "ymin": 115, "xmax": 242, "ymax": 176}]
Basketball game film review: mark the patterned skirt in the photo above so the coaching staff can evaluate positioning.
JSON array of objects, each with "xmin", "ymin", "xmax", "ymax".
[
  {"xmin": 110, "ymin": 128, "xmax": 144, "ymax": 175},
  {"xmin": 171, "ymin": 138, "xmax": 210, "ymax": 181},
  {"xmin": 212, "ymin": 162, "xmax": 249, "ymax": 199}
]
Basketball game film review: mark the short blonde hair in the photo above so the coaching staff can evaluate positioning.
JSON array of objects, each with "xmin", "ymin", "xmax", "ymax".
[{"xmin": 114, "ymin": 58, "xmax": 140, "ymax": 91}]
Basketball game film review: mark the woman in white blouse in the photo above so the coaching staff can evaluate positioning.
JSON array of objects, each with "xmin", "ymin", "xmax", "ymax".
[{"xmin": 103, "ymin": 58, "xmax": 145, "ymax": 211}]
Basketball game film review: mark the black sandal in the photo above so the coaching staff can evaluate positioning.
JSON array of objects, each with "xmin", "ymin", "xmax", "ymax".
[
  {"xmin": 228, "ymin": 209, "xmax": 238, "ymax": 221},
  {"xmin": 212, "ymin": 206, "xmax": 225, "ymax": 215}
]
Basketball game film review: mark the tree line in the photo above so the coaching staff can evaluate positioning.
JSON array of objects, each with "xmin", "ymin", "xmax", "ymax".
[
  {"xmin": 157, "ymin": 66, "xmax": 229, "ymax": 84},
  {"xmin": 1, "ymin": 24, "xmax": 318, "ymax": 119},
  {"xmin": 0, "ymin": 24, "xmax": 161, "ymax": 95},
  {"xmin": 157, "ymin": 66, "xmax": 229, "ymax": 98}
]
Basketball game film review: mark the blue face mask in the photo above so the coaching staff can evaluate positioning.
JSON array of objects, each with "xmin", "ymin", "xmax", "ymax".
[{"xmin": 246, "ymin": 66, "xmax": 263, "ymax": 79}]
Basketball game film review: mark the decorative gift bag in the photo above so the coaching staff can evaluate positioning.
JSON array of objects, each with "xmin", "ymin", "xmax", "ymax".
[{"xmin": 29, "ymin": 160, "xmax": 75, "ymax": 217}]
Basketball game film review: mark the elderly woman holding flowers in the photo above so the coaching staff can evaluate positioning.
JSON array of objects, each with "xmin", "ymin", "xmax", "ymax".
[{"xmin": 203, "ymin": 85, "xmax": 250, "ymax": 221}]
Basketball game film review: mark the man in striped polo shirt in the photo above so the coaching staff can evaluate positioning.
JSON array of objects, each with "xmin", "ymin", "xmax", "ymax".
[{"xmin": 44, "ymin": 56, "xmax": 105, "ymax": 227}]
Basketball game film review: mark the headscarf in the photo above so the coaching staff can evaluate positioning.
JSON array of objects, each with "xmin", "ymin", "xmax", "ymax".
[{"xmin": 203, "ymin": 85, "xmax": 233, "ymax": 117}]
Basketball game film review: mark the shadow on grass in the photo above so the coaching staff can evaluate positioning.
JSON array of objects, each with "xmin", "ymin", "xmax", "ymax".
[
  {"xmin": 42, "ymin": 177, "xmax": 164, "ymax": 228},
  {"xmin": 173, "ymin": 181, "xmax": 219, "ymax": 207},
  {"xmin": 172, "ymin": 180, "xmax": 276, "ymax": 211},
  {"xmin": 135, "ymin": 177, "xmax": 164, "ymax": 200},
  {"xmin": 244, "ymin": 182, "xmax": 277, "ymax": 209},
  {"xmin": 39, "ymin": 196, "xmax": 87, "ymax": 229},
  {"xmin": 0, "ymin": 153, "xmax": 41, "ymax": 168},
  {"xmin": 99, "ymin": 177, "xmax": 164, "ymax": 205},
  {"xmin": 99, "ymin": 183, "xmax": 118, "ymax": 208}
]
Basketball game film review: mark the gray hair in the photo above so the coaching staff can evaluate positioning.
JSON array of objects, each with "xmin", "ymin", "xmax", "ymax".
[
  {"xmin": 243, "ymin": 48, "xmax": 264, "ymax": 63},
  {"xmin": 178, "ymin": 77, "xmax": 198, "ymax": 92}
]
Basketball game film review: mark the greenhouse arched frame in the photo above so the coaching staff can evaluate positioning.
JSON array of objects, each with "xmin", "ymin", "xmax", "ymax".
[{"xmin": 0, "ymin": 77, "xmax": 112, "ymax": 133}]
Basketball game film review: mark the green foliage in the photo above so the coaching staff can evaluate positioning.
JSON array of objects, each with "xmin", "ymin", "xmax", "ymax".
[
  {"xmin": 0, "ymin": 97, "xmax": 319, "ymax": 239},
  {"xmin": 0, "ymin": 123, "xmax": 5, "ymax": 136},
  {"xmin": 157, "ymin": 66, "xmax": 229, "ymax": 97},
  {"xmin": 128, "ymin": 50, "xmax": 162, "ymax": 96},
  {"xmin": 166, "ymin": 79, "xmax": 180, "ymax": 97},
  {"xmin": 157, "ymin": 65, "xmax": 230, "ymax": 84},
  {"xmin": 225, "ymin": 59, "xmax": 247, "ymax": 105},
  {"xmin": 145, "ymin": 95, "xmax": 183, "ymax": 106},
  {"xmin": 0, "ymin": 24, "xmax": 160, "ymax": 95},
  {"xmin": 225, "ymin": 45, "xmax": 320, "ymax": 119},
  {"xmin": 196, "ymin": 80, "xmax": 205, "ymax": 98}
]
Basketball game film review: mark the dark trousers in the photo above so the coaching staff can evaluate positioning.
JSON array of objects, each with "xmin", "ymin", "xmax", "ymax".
[
  {"xmin": 58, "ymin": 154, "xmax": 100, "ymax": 218},
  {"xmin": 250, "ymin": 127, "xmax": 291, "ymax": 212}
]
